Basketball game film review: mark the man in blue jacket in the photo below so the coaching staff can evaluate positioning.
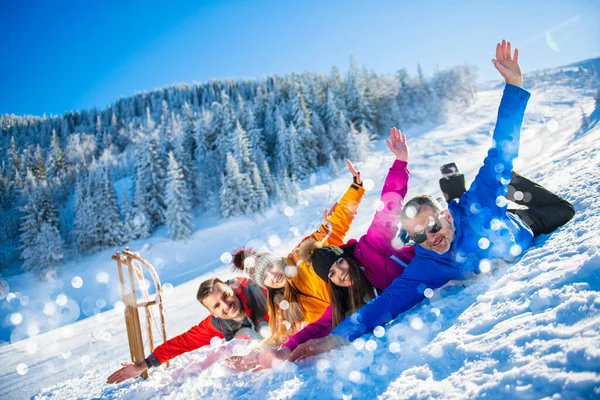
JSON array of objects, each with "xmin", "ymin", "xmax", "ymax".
[{"xmin": 289, "ymin": 40, "xmax": 575, "ymax": 361}]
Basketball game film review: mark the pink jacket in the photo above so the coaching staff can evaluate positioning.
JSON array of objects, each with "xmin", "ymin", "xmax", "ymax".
[{"xmin": 283, "ymin": 160, "xmax": 415, "ymax": 350}]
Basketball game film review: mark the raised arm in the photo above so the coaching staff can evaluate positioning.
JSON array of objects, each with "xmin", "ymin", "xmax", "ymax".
[
  {"xmin": 286, "ymin": 164, "xmax": 365, "ymax": 265},
  {"xmin": 360, "ymin": 128, "xmax": 410, "ymax": 255},
  {"xmin": 461, "ymin": 40, "xmax": 530, "ymax": 211},
  {"xmin": 316, "ymin": 160, "xmax": 366, "ymax": 247}
]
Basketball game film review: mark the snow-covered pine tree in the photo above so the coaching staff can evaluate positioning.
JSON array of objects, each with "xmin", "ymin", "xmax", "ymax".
[
  {"xmin": 132, "ymin": 138, "xmax": 161, "ymax": 237},
  {"xmin": 47, "ymin": 129, "xmax": 68, "ymax": 184},
  {"xmin": 274, "ymin": 108, "xmax": 291, "ymax": 175},
  {"xmin": 281, "ymin": 169, "xmax": 301, "ymax": 206},
  {"xmin": 258, "ymin": 159, "xmax": 278, "ymax": 202},
  {"xmin": 74, "ymin": 174, "xmax": 92, "ymax": 252},
  {"xmin": 212, "ymin": 92, "xmax": 236, "ymax": 159},
  {"xmin": 182, "ymin": 102, "xmax": 198, "ymax": 159},
  {"xmin": 220, "ymin": 153, "xmax": 248, "ymax": 218},
  {"xmin": 249, "ymin": 164, "xmax": 269, "ymax": 213},
  {"xmin": 310, "ymin": 111, "xmax": 331, "ymax": 165},
  {"xmin": 144, "ymin": 136, "xmax": 167, "ymax": 227},
  {"xmin": 345, "ymin": 56, "xmax": 371, "ymax": 133},
  {"xmin": 95, "ymin": 168, "xmax": 123, "ymax": 247},
  {"xmin": 194, "ymin": 108, "xmax": 212, "ymax": 162},
  {"xmin": 159, "ymin": 100, "xmax": 174, "ymax": 151},
  {"xmin": 329, "ymin": 154, "xmax": 340, "ymax": 178},
  {"xmin": 322, "ymin": 90, "xmax": 349, "ymax": 158},
  {"xmin": 165, "ymin": 152, "xmax": 194, "ymax": 240},
  {"xmin": 120, "ymin": 192, "xmax": 135, "ymax": 243},
  {"xmin": 231, "ymin": 120, "xmax": 254, "ymax": 173},
  {"xmin": 290, "ymin": 78, "xmax": 318, "ymax": 174},
  {"xmin": 31, "ymin": 145, "xmax": 47, "ymax": 182},
  {"xmin": 95, "ymin": 114, "xmax": 104, "ymax": 153},
  {"xmin": 20, "ymin": 189, "xmax": 64, "ymax": 276},
  {"xmin": 174, "ymin": 129, "xmax": 199, "ymax": 207},
  {"xmin": 287, "ymin": 123, "xmax": 303, "ymax": 179},
  {"xmin": 9, "ymin": 136, "xmax": 24, "ymax": 188}
]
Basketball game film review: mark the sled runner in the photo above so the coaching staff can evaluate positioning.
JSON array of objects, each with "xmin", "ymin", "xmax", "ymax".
[{"xmin": 112, "ymin": 248, "xmax": 169, "ymax": 378}]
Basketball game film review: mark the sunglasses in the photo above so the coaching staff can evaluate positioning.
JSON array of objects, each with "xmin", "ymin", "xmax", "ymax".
[{"xmin": 409, "ymin": 214, "xmax": 444, "ymax": 244}]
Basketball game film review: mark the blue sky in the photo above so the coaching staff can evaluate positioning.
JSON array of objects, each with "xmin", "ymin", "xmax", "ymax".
[{"xmin": 1, "ymin": 0, "xmax": 598, "ymax": 117}]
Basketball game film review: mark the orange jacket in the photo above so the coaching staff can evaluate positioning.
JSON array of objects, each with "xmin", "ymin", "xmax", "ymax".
[{"xmin": 283, "ymin": 182, "xmax": 365, "ymax": 322}]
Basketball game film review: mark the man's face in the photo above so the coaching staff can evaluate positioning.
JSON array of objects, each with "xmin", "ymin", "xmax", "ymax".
[
  {"xmin": 262, "ymin": 263, "xmax": 286, "ymax": 289},
  {"xmin": 202, "ymin": 283, "xmax": 245, "ymax": 321},
  {"xmin": 328, "ymin": 257, "xmax": 352, "ymax": 287},
  {"xmin": 403, "ymin": 205, "xmax": 455, "ymax": 254}
]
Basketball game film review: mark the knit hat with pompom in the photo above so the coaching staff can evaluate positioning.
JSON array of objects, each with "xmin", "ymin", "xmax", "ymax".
[{"xmin": 232, "ymin": 247, "xmax": 284, "ymax": 289}]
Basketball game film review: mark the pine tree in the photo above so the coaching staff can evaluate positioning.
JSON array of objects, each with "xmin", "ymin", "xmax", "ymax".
[
  {"xmin": 165, "ymin": 152, "xmax": 194, "ymax": 240},
  {"xmin": 31, "ymin": 145, "xmax": 47, "ymax": 182},
  {"xmin": 322, "ymin": 90, "xmax": 349, "ymax": 157},
  {"xmin": 159, "ymin": 100, "xmax": 174, "ymax": 151},
  {"xmin": 290, "ymin": 78, "xmax": 318, "ymax": 173},
  {"xmin": 212, "ymin": 92, "xmax": 236, "ymax": 159},
  {"xmin": 9, "ymin": 136, "xmax": 24, "ymax": 189},
  {"xmin": 182, "ymin": 102, "xmax": 198, "ymax": 159},
  {"xmin": 231, "ymin": 120, "xmax": 254, "ymax": 172},
  {"xmin": 347, "ymin": 122, "xmax": 370, "ymax": 162},
  {"xmin": 220, "ymin": 153, "xmax": 248, "ymax": 218},
  {"xmin": 174, "ymin": 131, "xmax": 199, "ymax": 207},
  {"xmin": 144, "ymin": 137, "xmax": 167, "ymax": 227},
  {"xmin": 329, "ymin": 154, "xmax": 340, "ymax": 178},
  {"xmin": 95, "ymin": 168, "xmax": 123, "ymax": 247},
  {"xmin": 310, "ymin": 111, "xmax": 331, "ymax": 165},
  {"xmin": 249, "ymin": 165, "xmax": 269, "ymax": 213},
  {"xmin": 274, "ymin": 108, "xmax": 290, "ymax": 175},
  {"xmin": 120, "ymin": 192, "xmax": 135, "ymax": 243},
  {"xmin": 20, "ymin": 190, "xmax": 63, "ymax": 276},
  {"xmin": 74, "ymin": 174, "xmax": 93, "ymax": 252},
  {"xmin": 258, "ymin": 159, "xmax": 277, "ymax": 201},
  {"xmin": 47, "ymin": 130, "xmax": 68, "ymax": 184},
  {"xmin": 282, "ymin": 170, "xmax": 301, "ymax": 206}
]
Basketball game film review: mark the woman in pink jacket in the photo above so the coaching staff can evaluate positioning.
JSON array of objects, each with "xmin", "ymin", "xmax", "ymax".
[{"xmin": 226, "ymin": 128, "xmax": 415, "ymax": 371}]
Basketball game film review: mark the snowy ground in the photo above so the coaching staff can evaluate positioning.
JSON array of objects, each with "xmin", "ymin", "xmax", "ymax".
[{"xmin": 1, "ymin": 62, "xmax": 599, "ymax": 399}]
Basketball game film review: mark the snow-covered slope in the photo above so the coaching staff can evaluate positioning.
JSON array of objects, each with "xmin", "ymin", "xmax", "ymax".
[{"xmin": 1, "ymin": 62, "xmax": 599, "ymax": 399}]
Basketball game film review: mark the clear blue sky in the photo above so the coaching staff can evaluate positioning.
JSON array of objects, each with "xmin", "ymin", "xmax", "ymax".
[{"xmin": 1, "ymin": 0, "xmax": 598, "ymax": 117}]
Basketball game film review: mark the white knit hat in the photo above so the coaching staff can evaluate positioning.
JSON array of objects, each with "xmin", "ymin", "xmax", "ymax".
[{"xmin": 247, "ymin": 252, "xmax": 284, "ymax": 289}]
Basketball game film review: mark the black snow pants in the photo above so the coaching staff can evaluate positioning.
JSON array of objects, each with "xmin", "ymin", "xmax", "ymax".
[{"xmin": 442, "ymin": 171, "xmax": 575, "ymax": 237}]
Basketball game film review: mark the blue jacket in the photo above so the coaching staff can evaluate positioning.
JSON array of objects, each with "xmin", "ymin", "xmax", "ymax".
[{"xmin": 332, "ymin": 84, "xmax": 532, "ymax": 342}]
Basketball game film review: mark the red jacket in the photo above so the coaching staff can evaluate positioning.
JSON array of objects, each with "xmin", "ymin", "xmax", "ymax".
[{"xmin": 146, "ymin": 277, "xmax": 268, "ymax": 367}]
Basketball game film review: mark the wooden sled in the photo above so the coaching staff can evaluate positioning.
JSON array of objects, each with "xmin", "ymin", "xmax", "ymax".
[{"xmin": 112, "ymin": 248, "xmax": 168, "ymax": 378}]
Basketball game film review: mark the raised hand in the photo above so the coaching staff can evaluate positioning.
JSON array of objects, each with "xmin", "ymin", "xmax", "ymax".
[
  {"xmin": 323, "ymin": 202, "xmax": 338, "ymax": 223},
  {"xmin": 288, "ymin": 335, "xmax": 337, "ymax": 362},
  {"xmin": 385, "ymin": 127, "xmax": 409, "ymax": 162},
  {"xmin": 492, "ymin": 39, "xmax": 523, "ymax": 88},
  {"xmin": 106, "ymin": 361, "xmax": 147, "ymax": 384},
  {"xmin": 346, "ymin": 159, "xmax": 362, "ymax": 185}
]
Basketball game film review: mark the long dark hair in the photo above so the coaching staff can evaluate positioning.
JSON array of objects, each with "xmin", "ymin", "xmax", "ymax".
[
  {"xmin": 329, "ymin": 257, "xmax": 375, "ymax": 328},
  {"xmin": 265, "ymin": 280, "xmax": 306, "ymax": 345}
]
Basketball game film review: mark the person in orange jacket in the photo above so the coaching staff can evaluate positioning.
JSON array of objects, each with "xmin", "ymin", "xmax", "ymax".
[
  {"xmin": 231, "ymin": 160, "xmax": 366, "ymax": 346},
  {"xmin": 106, "ymin": 276, "xmax": 268, "ymax": 384}
]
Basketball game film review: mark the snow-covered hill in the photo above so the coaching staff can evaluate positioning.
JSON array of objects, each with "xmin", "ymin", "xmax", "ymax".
[{"xmin": 1, "ymin": 61, "xmax": 599, "ymax": 399}]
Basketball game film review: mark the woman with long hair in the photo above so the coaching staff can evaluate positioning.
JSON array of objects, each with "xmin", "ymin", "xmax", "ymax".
[
  {"xmin": 227, "ymin": 127, "xmax": 416, "ymax": 370},
  {"xmin": 230, "ymin": 160, "xmax": 366, "ymax": 346}
]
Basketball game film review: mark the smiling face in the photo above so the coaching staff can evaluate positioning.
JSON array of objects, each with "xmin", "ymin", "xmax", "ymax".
[
  {"xmin": 403, "ymin": 205, "xmax": 455, "ymax": 254},
  {"xmin": 328, "ymin": 258, "xmax": 352, "ymax": 287},
  {"xmin": 202, "ymin": 282, "xmax": 245, "ymax": 321},
  {"xmin": 262, "ymin": 262, "xmax": 286, "ymax": 289}
]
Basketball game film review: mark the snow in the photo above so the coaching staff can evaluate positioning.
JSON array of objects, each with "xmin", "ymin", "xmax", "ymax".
[{"xmin": 1, "ymin": 63, "xmax": 600, "ymax": 399}]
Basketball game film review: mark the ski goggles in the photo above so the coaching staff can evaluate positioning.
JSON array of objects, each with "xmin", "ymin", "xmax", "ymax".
[{"xmin": 409, "ymin": 214, "xmax": 444, "ymax": 244}]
